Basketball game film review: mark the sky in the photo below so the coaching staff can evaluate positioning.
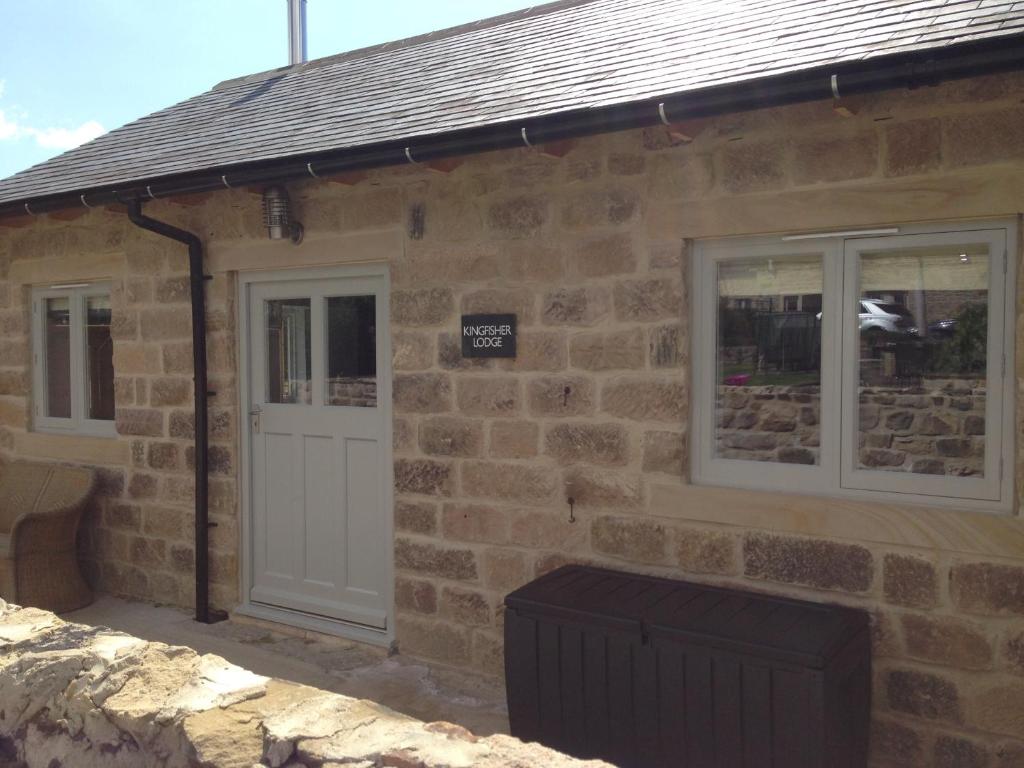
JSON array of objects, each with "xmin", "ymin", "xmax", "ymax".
[{"xmin": 0, "ymin": 0, "xmax": 537, "ymax": 180}]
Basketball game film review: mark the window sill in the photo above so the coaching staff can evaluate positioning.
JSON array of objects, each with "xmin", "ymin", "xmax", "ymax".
[
  {"xmin": 13, "ymin": 431, "xmax": 128, "ymax": 466},
  {"xmin": 649, "ymin": 480, "xmax": 1024, "ymax": 559}
]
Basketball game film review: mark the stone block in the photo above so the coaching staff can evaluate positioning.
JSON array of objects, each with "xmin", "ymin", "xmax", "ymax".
[
  {"xmin": 569, "ymin": 329, "xmax": 644, "ymax": 371},
  {"xmin": 886, "ymin": 668, "xmax": 962, "ymax": 723},
  {"xmin": 541, "ymin": 287, "xmax": 612, "ymax": 326},
  {"xmin": 461, "ymin": 461, "xmax": 558, "ymax": 504},
  {"xmin": 934, "ymin": 736, "xmax": 989, "ymax": 768},
  {"xmin": 140, "ymin": 307, "xmax": 191, "ymax": 341},
  {"xmin": 642, "ymin": 430, "xmax": 684, "ymax": 474},
  {"xmin": 395, "ymin": 576, "xmax": 437, "ymax": 614},
  {"xmin": 561, "ymin": 186, "xmax": 640, "ymax": 229},
  {"xmin": 441, "ymin": 503, "xmax": 509, "ymax": 544},
  {"xmin": 440, "ymin": 586, "xmax": 492, "ymax": 627},
  {"xmin": 394, "ymin": 537, "xmax": 478, "ymax": 581},
  {"xmin": 592, "ymin": 516, "xmax": 667, "ymax": 564},
  {"xmin": 951, "ymin": 562, "xmax": 1024, "ymax": 617},
  {"xmin": 456, "ymin": 377, "xmax": 519, "ymax": 416},
  {"xmin": 393, "ymin": 373, "xmax": 452, "ymax": 413},
  {"xmin": 483, "ymin": 548, "xmax": 528, "ymax": 591},
  {"xmin": 968, "ymin": 683, "xmax": 1024, "ymax": 738},
  {"xmin": 390, "ymin": 288, "xmax": 453, "ymax": 326},
  {"xmin": 571, "ymin": 233, "xmax": 637, "ymax": 277},
  {"xmin": 649, "ymin": 324, "xmax": 684, "ymax": 368},
  {"xmin": 396, "ymin": 616, "xmax": 472, "ymax": 665},
  {"xmin": 150, "ymin": 377, "xmax": 192, "ymax": 407},
  {"xmin": 1006, "ymin": 630, "xmax": 1024, "ymax": 675},
  {"xmin": 127, "ymin": 472, "xmax": 158, "ymax": 500},
  {"xmin": 869, "ymin": 717, "xmax": 924, "ymax": 767},
  {"xmin": 901, "ymin": 613, "xmax": 993, "ymax": 670},
  {"xmin": 791, "ymin": 132, "xmax": 879, "ymax": 184},
  {"xmin": 130, "ymin": 536, "xmax": 167, "ymax": 567},
  {"xmin": 142, "ymin": 506, "xmax": 188, "ymax": 541},
  {"xmin": 155, "ymin": 276, "xmax": 190, "ymax": 303},
  {"xmin": 945, "ymin": 107, "xmax": 1024, "ymax": 168},
  {"xmin": 885, "ymin": 118, "xmax": 942, "ymax": 176},
  {"xmin": 676, "ymin": 527, "xmax": 737, "ymax": 575},
  {"xmin": 461, "ymin": 288, "xmax": 536, "ymax": 324},
  {"xmin": 613, "ymin": 278, "xmax": 683, "ymax": 322},
  {"xmin": 486, "ymin": 195, "xmax": 548, "ymax": 238},
  {"xmin": 393, "ymin": 416, "xmax": 415, "ymax": 453},
  {"xmin": 720, "ymin": 141, "xmax": 786, "ymax": 193},
  {"xmin": 0, "ymin": 370, "xmax": 26, "ymax": 397},
  {"xmin": 508, "ymin": 509, "xmax": 587, "ymax": 550},
  {"xmin": 392, "ymin": 330, "xmax": 435, "ymax": 371},
  {"xmin": 393, "ymin": 458, "xmax": 454, "ymax": 497},
  {"xmin": 648, "ymin": 240, "xmax": 684, "ymax": 270},
  {"xmin": 601, "ymin": 379, "xmax": 685, "ymax": 422},
  {"xmin": 436, "ymin": 331, "xmax": 492, "ymax": 371},
  {"xmin": 563, "ymin": 466, "xmax": 641, "ymax": 508},
  {"xmin": 743, "ymin": 533, "xmax": 873, "ymax": 593},
  {"xmin": 883, "ymin": 554, "xmax": 939, "ymax": 609},
  {"xmin": 147, "ymin": 442, "xmax": 181, "ymax": 471},
  {"xmin": 116, "ymin": 407, "xmax": 164, "ymax": 437},
  {"xmin": 488, "ymin": 420, "xmax": 538, "ymax": 459},
  {"xmin": 418, "ymin": 416, "xmax": 483, "ymax": 458},
  {"xmin": 497, "ymin": 330, "xmax": 566, "ymax": 371},
  {"xmin": 394, "ymin": 500, "xmax": 438, "ymax": 536},
  {"xmin": 501, "ymin": 241, "xmax": 566, "ymax": 282},
  {"xmin": 109, "ymin": 310, "xmax": 138, "ymax": 341},
  {"xmin": 543, "ymin": 422, "xmax": 629, "ymax": 466}
]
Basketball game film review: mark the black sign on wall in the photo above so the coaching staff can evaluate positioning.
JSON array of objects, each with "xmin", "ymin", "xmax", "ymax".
[{"xmin": 461, "ymin": 314, "xmax": 517, "ymax": 358}]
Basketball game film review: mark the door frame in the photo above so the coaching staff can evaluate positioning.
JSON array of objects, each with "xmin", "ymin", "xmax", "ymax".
[{"xmin": 235, "ymin": 263, "xmax": 395, "ymax": 648}]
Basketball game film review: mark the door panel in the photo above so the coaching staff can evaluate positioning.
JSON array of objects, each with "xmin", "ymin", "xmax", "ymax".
[{"xmin": 247, "ymin": 274, "xmax": 389, "ymax": 630}]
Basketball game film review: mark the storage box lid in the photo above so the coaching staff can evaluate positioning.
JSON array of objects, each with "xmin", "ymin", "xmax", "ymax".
[{"xmin": 505, "ymin": 565, "xmax": 868, "ymax": 668}]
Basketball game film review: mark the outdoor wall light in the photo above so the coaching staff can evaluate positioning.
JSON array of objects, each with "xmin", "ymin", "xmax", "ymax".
[{"xmin": 261, "ymin": 185, "xmax": 304, "ymax": 245}]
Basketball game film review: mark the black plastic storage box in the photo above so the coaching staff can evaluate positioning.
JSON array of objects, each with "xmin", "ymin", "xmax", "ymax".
[{"xmin": 505, "ymin": 565, "xmax": 870, "ymax": 768}]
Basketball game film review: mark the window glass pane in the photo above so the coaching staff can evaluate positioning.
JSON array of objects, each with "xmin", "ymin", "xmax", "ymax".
[
  {"xmin": 85, "ymin": 295, "xmax": 114, "ymax": 420},
  {"xmin": 266, "ymin": 298, "xmax": 311, "ymax": 404},
  {"xmin": 716, "ymin": 255, "xmax": 822, "ymax": 464},
  {"xmin": 44, "ymin": 297, "xmax": 71, "ymax": 418},
  {"xmin": 857, "ymin": 244, "xmax": 989, "ymax": 477},
  {"xmin": 326, "ymin": 295, "xmax": 377, "ymax": 407}
]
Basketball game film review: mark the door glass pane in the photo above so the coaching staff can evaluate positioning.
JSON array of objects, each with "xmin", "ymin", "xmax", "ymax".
[
  {"xmin": 716, "ymin": 255, "xmax": 823, "ymax": 464},
  {"xmin": 857, "ymin": 244, "xmax": 989, "ymax": 477},
  {"xmin": 326, "ymin": 295, "xmax": 377, "ymax": 407},
  {"xmin": 85, "ymin": 295, "xmax": 114, "ymax": 420},
  {"xmin": 266, "ymin": 298, "xmax": 312, "ymax": 404},
  {"xmin": 44, "ymin": 297, "xmax": 71, "ymax": 418}
]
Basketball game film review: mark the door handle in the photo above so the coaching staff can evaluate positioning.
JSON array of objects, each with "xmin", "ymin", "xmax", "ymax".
[{"xmin": 249, "ymin": 405, "xmax": 262, "ymax": 434}]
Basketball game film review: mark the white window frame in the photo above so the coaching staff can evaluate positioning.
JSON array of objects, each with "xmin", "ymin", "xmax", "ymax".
[
  {"xmin": 31, "ymin": 283, "xmax": 116, "ymax": 438},
  {"xmin": 692, "ymin": 220, "xmax": 1016, "ymax": 515}
]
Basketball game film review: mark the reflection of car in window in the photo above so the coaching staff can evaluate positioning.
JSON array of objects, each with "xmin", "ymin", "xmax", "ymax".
[{"xmin": 859, "ymin": 300, "xmax": 918, "ymax": 336}]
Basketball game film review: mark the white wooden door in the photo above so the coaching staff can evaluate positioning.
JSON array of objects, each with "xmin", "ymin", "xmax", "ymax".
[{"xmin": 246, "ymin": 273, "xmax": 389, "ymax": 629}]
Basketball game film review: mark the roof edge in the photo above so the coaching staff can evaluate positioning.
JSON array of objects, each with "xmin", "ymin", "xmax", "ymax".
[{"xmin": 5, "ymin": 33, "xmax": 1024, "ymax": 219}]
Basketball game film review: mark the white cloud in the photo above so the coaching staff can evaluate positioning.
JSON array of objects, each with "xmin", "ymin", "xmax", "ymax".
[
  {"xmin": 29, "ymin": 121, "xmax": 105, "ymax": 150},
  {"xmin": 0, "ymin": 107, "xmax": 105, "ymax": 151},
  {"xmin": 0, "ymin": 111, "xmax": 17, "ymax": 141}
]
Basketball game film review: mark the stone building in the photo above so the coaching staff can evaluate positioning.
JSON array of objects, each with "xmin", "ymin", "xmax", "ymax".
[{"xmin": 1, "ymin": 1, "xmax": 1024, "ymax": 765}]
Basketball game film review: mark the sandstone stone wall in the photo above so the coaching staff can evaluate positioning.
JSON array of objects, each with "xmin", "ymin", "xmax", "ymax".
[
  {"xmin": 0, "ymin": 600, "xmax": 606, "ymax": 767},
  {"xmin": 1, "ymin": 72, "xmax": 1024, "ymax": 766}
]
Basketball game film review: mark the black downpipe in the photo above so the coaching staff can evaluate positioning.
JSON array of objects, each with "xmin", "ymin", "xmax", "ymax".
[{"xmin": 126, "ymin": 199, "xmax": 224, "ymax": 624}]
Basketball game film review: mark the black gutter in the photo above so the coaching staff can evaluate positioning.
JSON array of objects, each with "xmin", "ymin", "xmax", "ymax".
[
  {"xmin": 126, "ymin": 200, "xmax": 224, "ymax": 625},
  {"xmin": 4, "ymin": 34, "xmax": 1024, "ymax": 219}
]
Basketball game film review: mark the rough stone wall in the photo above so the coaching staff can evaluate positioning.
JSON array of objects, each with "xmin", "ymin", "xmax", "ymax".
[
  {"xmin": 0, "ymin": 601, "xmax": 606, "ymax": 767},
  {"xmin": 0, "ymin": 72, "xmax": 1023, "ymax": 766}
]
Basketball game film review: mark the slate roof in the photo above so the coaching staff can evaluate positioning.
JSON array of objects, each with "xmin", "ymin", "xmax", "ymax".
[{"xmin": 2, "ymin": 0, "xmax": 1024, "ymax": 207}]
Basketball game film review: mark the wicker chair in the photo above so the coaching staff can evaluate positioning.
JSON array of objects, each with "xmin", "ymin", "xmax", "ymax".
[{"xmin": 0, "ymin": 461, "xmax": 96, "ymax": 613}]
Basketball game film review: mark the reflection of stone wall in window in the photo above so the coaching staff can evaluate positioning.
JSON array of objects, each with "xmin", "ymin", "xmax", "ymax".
[
  {"xmin": 326, "ymin": 377, "xmax": 377, "ymax": 408},
  {"xmin": 715, "ymin": 385, "xmax": 821, "ymax": 465},
  {"xmin": 859, "ymin": 378, "xmax": 986, "ymax": 477}
]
